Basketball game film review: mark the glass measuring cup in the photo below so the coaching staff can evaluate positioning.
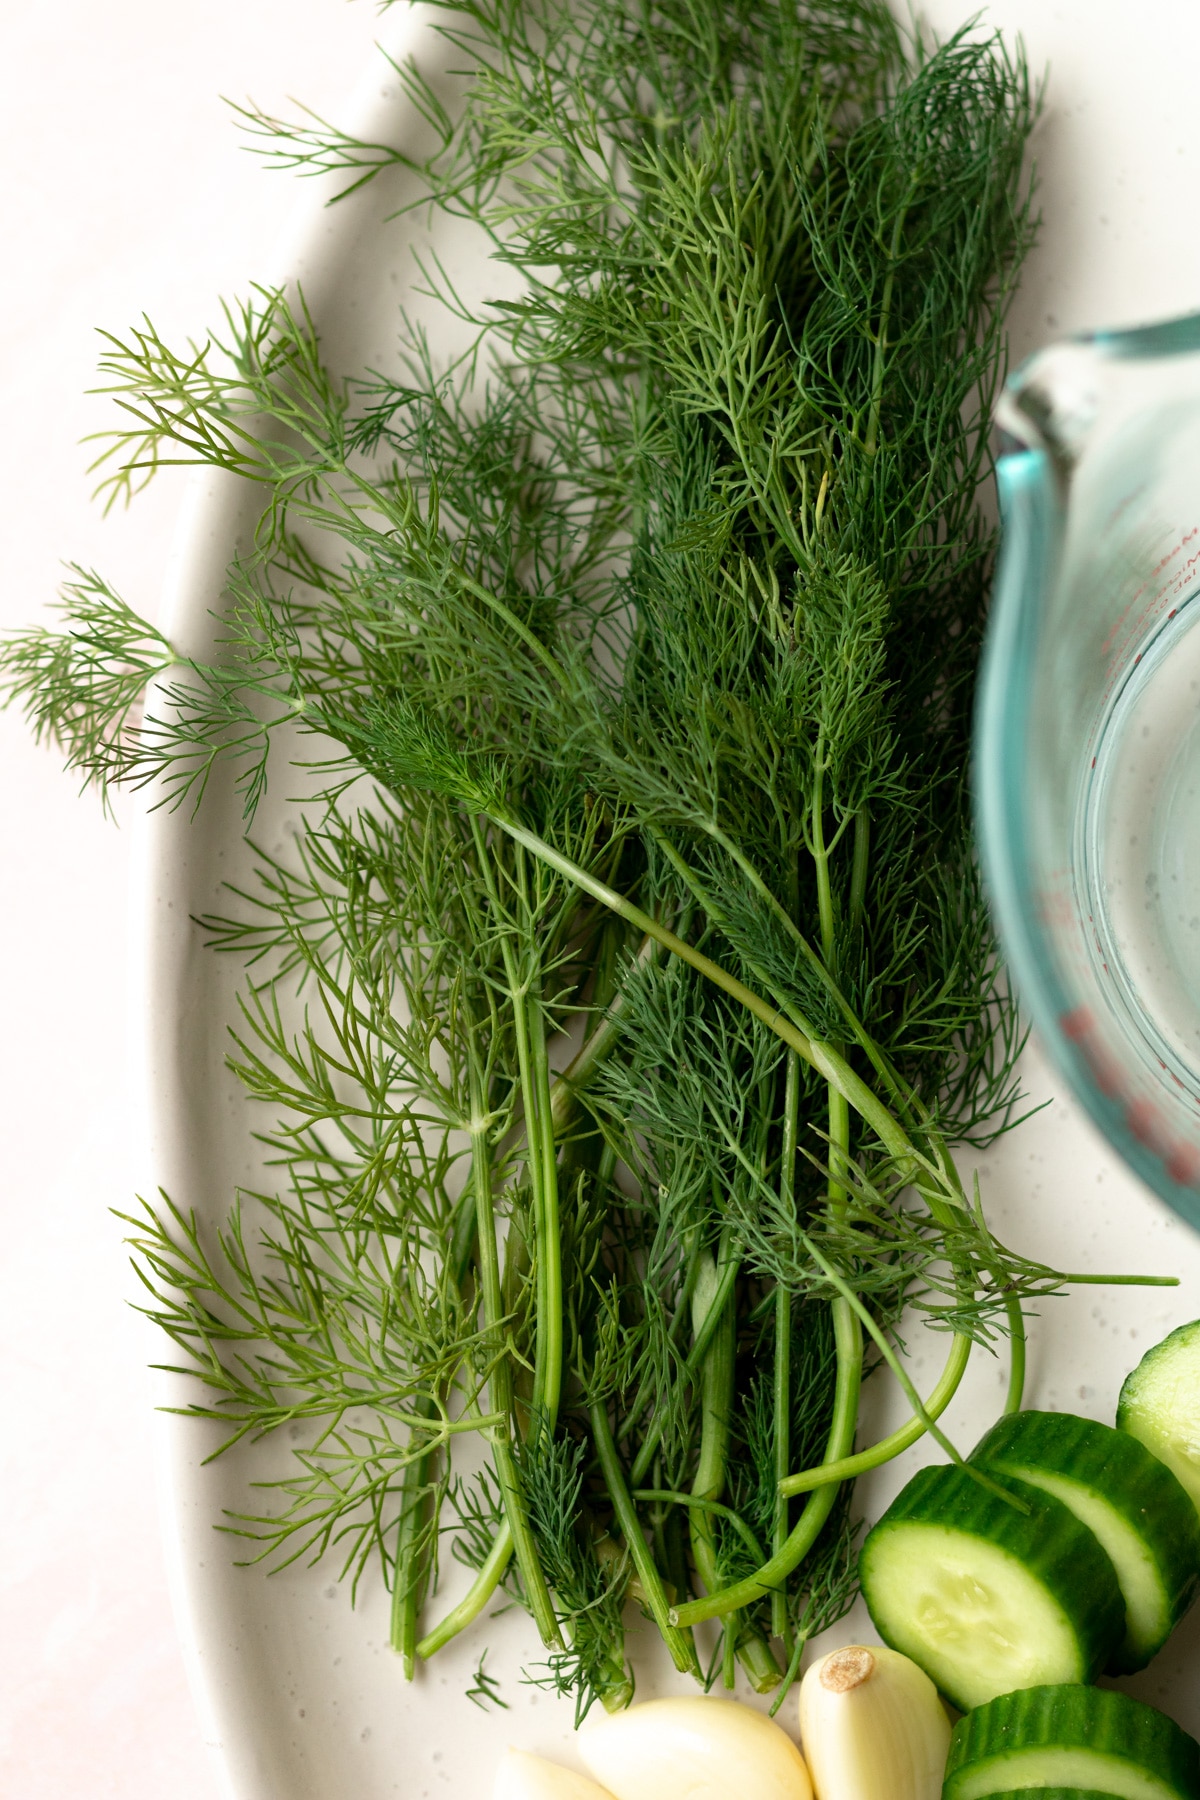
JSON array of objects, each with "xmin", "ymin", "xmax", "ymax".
[{"xmin": 976, "ymin": 311, "xmax": 1200, "ymax": 1224}]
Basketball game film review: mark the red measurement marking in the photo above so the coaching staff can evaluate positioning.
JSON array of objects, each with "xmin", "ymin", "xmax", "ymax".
[
  {"xmin": 1057, "ymin": 1006, "xmax": 1200, "ymax": 1190},
  {"xmin": 1060, "ymin": 1005, "xmax": 1094, "ymax": 1041},
  {"xmin": 1100, "ymin": 531, "xmax": 1197, "ymax": 658},
  {"xmin": 1167, "ymin": 1143, "xmax": 1200, "ymax": 1187},
  {"xmin": 1126, "ymin": 1097, "xmax": 1164, "ymax": 1148}
]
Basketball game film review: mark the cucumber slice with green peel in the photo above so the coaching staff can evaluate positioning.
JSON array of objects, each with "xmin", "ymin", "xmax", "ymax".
[
  {"xmin": 969, "ymin": 1409, "xmax": 1200, "ymax": 1673},
  {"xmin": 942, "ymin": 1683, "xmax": 1200, "ymax": 1800},
  {"xmin": 859, "ymin": 1465, "xmax": 1124, "ymax": 1711},
  {"xmin": 1119, "ymin": 1320, "xmax": 1200, "ymax": 1519}
]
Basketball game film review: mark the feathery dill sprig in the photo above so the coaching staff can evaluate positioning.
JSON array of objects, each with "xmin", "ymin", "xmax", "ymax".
[{"xmin": 0, "ymin": 0, "xmax": 1120, "ymax": 1716}]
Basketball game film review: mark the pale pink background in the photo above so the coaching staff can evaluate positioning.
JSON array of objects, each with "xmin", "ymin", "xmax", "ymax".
[{"xmin": 0, "ymin": 5, "xmax": 387, "ymax": 1793}]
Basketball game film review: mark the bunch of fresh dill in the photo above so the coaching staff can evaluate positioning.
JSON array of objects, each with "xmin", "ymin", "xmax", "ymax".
[{"xmin": 0, "ymin": 0, "xmax": 1102, "ymax": 1721}]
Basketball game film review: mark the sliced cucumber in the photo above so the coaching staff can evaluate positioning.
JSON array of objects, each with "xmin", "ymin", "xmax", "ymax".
[
  {"xmin": 942, "ymin": 1683, "xmax": 1200, "ymax": 1800},
  {"xmin": 970, "ymin": 1409, "xmax": 1200, "ymax": 1672},
  {"xmin": 859, "ymin": 1465, "xmax": 1123, "ymax": 1711},
  {"xmin": 1119, "ymin": 1321, "xmax": 1200, "ymax": 1518}
]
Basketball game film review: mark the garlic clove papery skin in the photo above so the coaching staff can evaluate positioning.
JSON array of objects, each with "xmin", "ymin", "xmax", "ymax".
[
  {"xmin": 798, "ymin": 1643, "xmax": 950, "ymax": 1800},
  {"xmin": 578, "ymin": 1695, "xmax": 813, "ymax": 1800},
  {"xmin": 494, "ymin": 1747, "xmax": 619, "ymax": 1800}
]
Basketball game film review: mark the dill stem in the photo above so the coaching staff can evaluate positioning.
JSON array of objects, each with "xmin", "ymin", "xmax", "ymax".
[
  {"xmin": 390, "ymin": 1391, "xmax": 437, "ymax": 1676},
  {"xmin": 466, "ymin": 1049, "xmax": 561, "ymax": 1649},
  {"xmin": 504, "ymin": 949, "xmax": 563, "ymax": 1425},
  {"xmin": 811, "ymin": 738, "xmax": 836, "ymax": 964},
  {"xmin": 632, "ymin": 1493, "xmax": 765, "ymax": 1563},
  {"xmin": 690, "ymin": 1262, "xmax": 732, "ymax": 1603},
  {"xmin": 488, "ymin": 811, "xmax": 922, "ymax": 1172},
  {"xmin": 479, "ymin": 827, "xmax": 563, "ymax": 1431},
  {"xmin": 771, "ymin": 851, "xmax": 802, "ymax": 1645},
  {"xmin": 529, "ymin": 991, "xmax": 562, "ymax": 1423},
  {"xmin": 771, "ymin": 1047, "xmax": 800, "ymax": 1644},
  {"xmin": 416, "ymin": 1524, "xmax": 512, "ymax": 1662},
  {"xmin": 777, "ymin": 1327, "xmax": 973, "ymax": 1495},
  {"xmin": 627, "ymin": 1238, "xmax": 739, "ymax": 1489},
  {"xmin": 450, "ymin": 1179, "xmax": 479, "ymax": 1293},
  {"xmin": 769, "ymin": 1629, "xmax": 809, "ymax": 1720},
  {"xmin": 421, "ymin": 920, "xmax": 626, "ymax": 1664},
  {"xmin": 825, "ymin": 1119, "xmax": 852, "ymax": 1286},
  {"xmin": 446, "ymin": 930, "xmax": 650, "ymax": 1298},
  {"xmin": 689, "ymin": 1253, "xmax": 781, "ymax": 1692},
  {"xmin": 1004, "ymin": 1292, "xmax": 1027, "ymax": 1415},
  {"xmin": 1060, "ymin": 1272, "xmax": 1180, "ymax": 1285},
  {"xmin": 590, "ymin": 1398, "xmax": 701, "ymax": 1677},
  {"xmin": 794, "ymin": 1234, "xmax": 1020, "ymax": 1514},
  {"xmin": 723, "ymin": 1621, "xmax": 737, "ymax": 1691},
  {"xmin": 814, "ymin": 750, "xmax": 858, "ymax": 1651},
  {"xmin": 811, "ymin": 774, "xmax": 851, "ymax": 1222},
  {"xmin": 672, "ymin": 1298, "xmax": 862, "ymax": 1626},
  {"xmin": 771, "ymin": 1283, "xmax": 792, "ymax": 1648}
]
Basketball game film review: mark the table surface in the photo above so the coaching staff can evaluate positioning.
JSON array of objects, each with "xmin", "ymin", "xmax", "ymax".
[{"xmin": 5, "ymin": 2, "xmax": 1200, "ymax": 1794}]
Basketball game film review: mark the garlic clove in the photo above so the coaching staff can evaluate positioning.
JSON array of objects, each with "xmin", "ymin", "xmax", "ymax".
[
  {"xmin": 578, "ymin": 1694, "xmax": 812, "ymax": 1800},
  {"xmin": 798, "ymin": 1643, "xmax": 950, "ymax": 1800},
  {"xmin": 494, "ymin": 1746, "xmax": 619, "ymax": 1800}
]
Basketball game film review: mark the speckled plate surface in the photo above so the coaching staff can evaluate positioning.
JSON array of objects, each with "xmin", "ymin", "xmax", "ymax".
[{"xmin": 136, "ymin": 5, "xmax": 1200, "ymax": 1795}]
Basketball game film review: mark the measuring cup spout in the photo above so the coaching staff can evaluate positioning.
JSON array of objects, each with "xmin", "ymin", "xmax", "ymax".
[
  {"xmin": 996, "ymin": 342, "xmax": 1103, "ymax": 477},
  {"xmin": 976, "ymin": 307, "xmax": 1200, "ymax": 1220}
]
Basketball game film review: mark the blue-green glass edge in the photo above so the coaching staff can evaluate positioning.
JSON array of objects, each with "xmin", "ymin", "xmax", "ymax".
[
  {"xmin": 1085, "ymin": 309, "xmax": 1200, "ymax": 361},
  {"xmin": 974, "ymin": 448, "xmax": 1200, "ymax": 1223}
]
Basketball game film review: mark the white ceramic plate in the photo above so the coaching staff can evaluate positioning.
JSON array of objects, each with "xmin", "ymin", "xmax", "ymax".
[{"xmin": 136, "ymin": 5, "xmax": 1200, "ymax": 1795}]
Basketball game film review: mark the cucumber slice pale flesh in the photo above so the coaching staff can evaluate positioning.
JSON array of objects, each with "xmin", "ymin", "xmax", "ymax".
[
  {"xmin": 1119, "ymin": 1320, "xmax": 1200, "ymax": 1519},
  {"xmin": 942, "ymin": 1683, "xmax": 1200, "ymax": 1800},
  {"xmin": 859, "ymin": 1465, "xmax": 1124, "ymax": 1712},
  {"xmin": 970, "ymin": 1409, "xmax": 1200, "ymax": 1673}
]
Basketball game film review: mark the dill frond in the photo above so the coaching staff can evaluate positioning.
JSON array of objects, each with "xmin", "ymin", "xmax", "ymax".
[{"xmin": 2, "ymin": 0, "xmax": 1068, "ymax": 1710}]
